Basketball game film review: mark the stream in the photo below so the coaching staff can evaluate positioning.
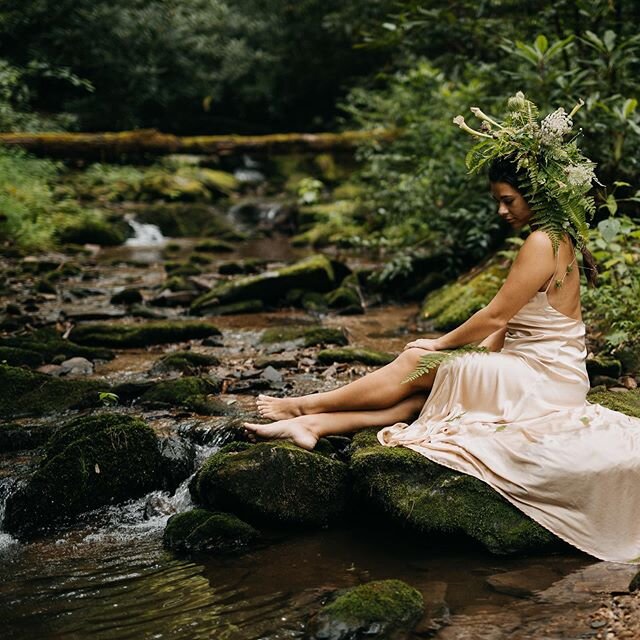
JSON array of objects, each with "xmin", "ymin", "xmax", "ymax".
[{"xmin": 0, "ymin": 193, "xmax": 635, "ymax": 640}]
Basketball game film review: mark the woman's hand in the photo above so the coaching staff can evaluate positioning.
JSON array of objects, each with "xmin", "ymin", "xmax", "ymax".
[{"xmin": 403, "ymin": 338, "xmax": 443, "ymax": 352}]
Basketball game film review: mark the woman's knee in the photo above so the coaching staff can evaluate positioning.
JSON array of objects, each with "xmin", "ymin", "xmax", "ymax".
[{"xmin": 396, "ymin": 347, "xmax": 426, "ymax": 369}]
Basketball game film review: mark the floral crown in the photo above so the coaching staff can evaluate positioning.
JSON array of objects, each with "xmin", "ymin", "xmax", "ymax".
[{"xmin": 453, "ymin": 92, "xmax": 598, "ymax": 252}]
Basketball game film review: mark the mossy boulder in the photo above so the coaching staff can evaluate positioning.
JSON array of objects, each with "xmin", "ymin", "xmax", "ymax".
[
  {"xmin": 587, "ymin": 388, "xmax": 640, "ymax": 417},
  {"xmin": 0, "ymin": 422, "xmax": 51, "ymax": 452},
  {"xmin": 0, "ymin": 365, "xmax": 105, "ymax": 418},
  {"xmin": 420, "ymin": 255, "xmax": 510, "ymax": 330},
  {"xmin": 191, "ymin": 254, "xmax": 336, "ymax": 313},
  {"xmin": 200, "ymin": 299, "xmax": 265, "ymax": 316},
  {"xmin": 194, "ymin": 239, "xmax": 236, "ymax": 253},
  {"xmin": 152, "ymin": 350, "xmax": 220, "ymax": 374},
  {"xmin": 139, "ymin": 171, "xmax": 210, "ymax": 202},
  {"xmin": 163, "ymin": 508, "xmax": 259, "ymax": 554},
  {"xmin": 56, "ymin": 218, "xmax": 127, "ymax": 246},
  {"xmin": 586, "ymin": 355, "xmax": 622, "ymax": 381},
  {"xmin": 0, "ymin": 346, "xmax": 44, "ymax": 367},
  {"xmin": 317, "ymin": 348, "xmax": 395, "ymax": 367},
  {"xmin": 141, "ymin": 376, "xmax": 221, "ymax": 408},
  {"xmin": 3, "ymin": 413, "xmax": 163, "ymax": 537},
  {"xmin": 70, "ymin": 320, "xmax": 221, "ymax": 348},
  {"xmin": 349, "ymin": 428, "xmax": 559, "ymax": 555},
  {"xmin": 305, "ymin": 579, "xmax": 424, "ymax": 640},
  {"xmin": 325, "ymin": 286, "xmax": 363, "ymax": 313},
  {"xmin": 135, "ymin": 203, "xmax": 243, "ymax": 239},
  {"xmin": 261, "ymin": 325, "xmax": 348, "ymax": 348},
  {"xmin": 192, "ymin": 441, "xmax": 350, "ymax": 526},
  {"xmin": 110, "ymin": 288, "xmax": 144, "ymax": 305},
  {"xmin": 1, "ymin": 328, "xmax": 114, "ymax": 362}
]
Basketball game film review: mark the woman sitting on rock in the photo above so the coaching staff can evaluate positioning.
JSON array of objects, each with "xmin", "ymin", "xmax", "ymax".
[{"xmin": 244, "ymin": 93, "xmax": 640, "ymax": 564}]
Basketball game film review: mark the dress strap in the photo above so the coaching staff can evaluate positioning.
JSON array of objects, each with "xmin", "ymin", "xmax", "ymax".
[{"xmin": 544, "ymin": 250, "xmax": 561, "ymax": 294}]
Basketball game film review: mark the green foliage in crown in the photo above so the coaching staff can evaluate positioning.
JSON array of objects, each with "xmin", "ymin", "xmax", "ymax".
[{"xmin": 453, "ymin": 92, "xmax": 598, "ymax": 252}]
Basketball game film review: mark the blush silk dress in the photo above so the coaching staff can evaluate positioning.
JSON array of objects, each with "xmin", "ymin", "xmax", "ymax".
[{"xmin": 377, "ymin": 289, "xmax": 640, "ymax": 564}]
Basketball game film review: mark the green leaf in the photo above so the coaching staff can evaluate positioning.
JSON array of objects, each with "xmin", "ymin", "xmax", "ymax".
[
  {"xmin": 535, "ymin": 34, "xmax": 548, "ymax": 54},
  {"xmin": 598, "ymin": 218, "xmax": 621, "ymax": 243}
]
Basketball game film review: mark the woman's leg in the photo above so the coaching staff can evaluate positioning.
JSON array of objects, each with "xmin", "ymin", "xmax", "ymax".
[
  {"xmin": 245, "ymin": 392, "xmax": 427, "ymax": 450},
  {"xmin": 257, "ymin": 348, "xmax": 437, "ymax": 420}
]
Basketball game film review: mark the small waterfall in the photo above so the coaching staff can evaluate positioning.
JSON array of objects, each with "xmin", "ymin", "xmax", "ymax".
[
  {"xmin": 124, "ymin": 214, "xmax": 165, "ymax": 247},
  {"xmin": 0, "ymin": 477, "xmax": 19, "ymax": 550}
]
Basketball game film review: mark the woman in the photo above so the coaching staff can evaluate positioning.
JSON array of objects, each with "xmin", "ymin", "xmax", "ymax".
[{"xmin": 244, "ymin": 96, "xmax": 640, "ymax": 563}]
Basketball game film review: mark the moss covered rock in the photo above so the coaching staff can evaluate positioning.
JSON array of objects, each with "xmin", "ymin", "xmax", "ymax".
[
  {"xmin": 420, "ymin": 255, "xmax": 510, "ymax": 330},
  {"xmin": 141, "ymin": 376, "xmax": 221, "ymax": 407},
  {"xmin": 306, "ymin": 579, "xmax": 424, "ymax": 640},
  {"xmin": 1, "ymin": 328, "xmax": 114, "ymax": 362},
  {"xmin": 349, "ymin": 428, "xmax": 559, "ymax": 555},
  {"xmin": 70, "ymin": 320, "xmax": 220, "ymax": 348},
  {"xmin": 3, "ymin": 413, "xmax": 163, "ymax": 536},
  {"xmin": 587, "ymin": 388, "xmax": 640, "ymax": 417},
  {"xmin": 317, "ymin": 348, "xmax": 395, "ymax": 366},
  {"xmin": 163, "ymin": 508, "xmax": 259, "ymax": 554},
  {"xmin": 0, "ymin": 422, "xmax": 51, "ymax": 452},
  {"xmin": 0, "ymin": 365, "xmax": 105, "ymax": 418},
  {"xmin": 191, "ymin": 254, "xmax": 336, "ymax": 313},
  {"xmin": 261, "ymin": 325, "xmax": 348, "ymax": 348},
  {"xmin": 201, "ymin": 299, "xmax": 265, "ymax": 316},
  {"xmin": 0, "ymin": 346, "xmax": 44, "ymax": 367},
  {"xmin": 57, "ymin": 218, "xmax": 127, "ymax": 246},
  {"xmin": 194, "ymin": 239, "xmax": 236, "ymax": 253},
  {"xmin": 152, "ymin": 350, "xmax": 220, "ymax": 374},
  {"xmin": 192, "ymin": 441, "xmax": 350, "ymax": 526}
]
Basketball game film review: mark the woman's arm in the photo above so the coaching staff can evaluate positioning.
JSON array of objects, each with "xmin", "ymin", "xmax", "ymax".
[
  {"xmin": 405, "ymin": 231, "xmax": 557, "ymax": 352},
  {"xmin": 479, "ymin": 327, "xmax": 507, "ymax": 352}
]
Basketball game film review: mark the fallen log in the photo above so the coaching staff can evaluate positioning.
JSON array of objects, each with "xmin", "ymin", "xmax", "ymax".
[{"xmin": 0, "ymin": 128, "xmax": 398, "ymax": 161}]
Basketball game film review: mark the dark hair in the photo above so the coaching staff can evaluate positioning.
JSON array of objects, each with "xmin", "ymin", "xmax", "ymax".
[{"xmin": 488, "ymin": 157, "xmax": 598, "ymax": 287}]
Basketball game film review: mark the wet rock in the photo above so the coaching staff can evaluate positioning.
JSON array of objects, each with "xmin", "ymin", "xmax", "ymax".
[
  {"xmin": 325, "ymin": 284, "xmax": 363, "ymax": 314},
  {"xmin": 486, "ymin": 565, "xmax": 563, "ymax": 598},
  {"xmin": 129, "ymin": 304, "xmax": 167, "ymax": 319},
  {"xmin": 3, "ymin": 413, "xmax": 163, "ymax": 537},
  {"xmin": 317, "ymin": 348, "xmax": 395, "ymax": 367},
  {"xmin": 194, "ymin": 239, "xmax": 236, "ymax": 253},
  {"xmin": 163, "ymin": 508, "xmax": 259, "ymax": 554},
  {"xmin": 226, "ymin": 378, "xmax": 282, "ymax": 393},
  {"xmin": 69, "ymin": 320, "xmax": 221, "ymax": 348},
  {"xmin": 110, "ymin": 287, "xmax": 144, "ymax": 305},
  {"xmin": 59, "ymin": 357, "xmax": 94, "ymax": 377},
  {"xmin": 349, "ymin": 428, "xmax": 560, "ymax": 555},
  {"xmin": 0, "ymin": 364, "xmax": 105, "ymax": 418},
  {"xmin": 141, "ymin": 376, "xmax": 222, "ymax": 409},
  {"xmin": 191, "ymin": 254, "xmax": 336, "ymax": 313},
  {"xmin": 35, "ymin": 277, "xmax": 56, "ymax": 294},
  {"xmin": 586, "ymin": 355, "xmax": 622, "ymax": 381},
  {"xmin": 139, "ymin": 171, "xmax": 210, "ymax": 202},
  {"xmin": 0, "ymin": 328, "xmax": 114, "ymax": 362},
  {"xmin": 200, "ymin": 299, "xmax": 264, "ymax": 315},
  {"xmin": 159, "ymin": 435, "xmax": 197, "ymax": 491},
  {"xmin": 135, "ymin": 203, "xmax": 243, "ymax": 239},
  {"xmin": 164, "ymin": 261, "xmax": 203, "ymax": 277},
  {"xmin": 192, "ymin": 441, "xmax": 350, "ymax": 526},
  {"xmin": 261, "ymin": 365, "xmax": 284, "ymax": 383},
  {"xmin": 37, "ymin": 364, "xmax": 64, "ymax": 376},
  {"xmin": 151, "ymin": 350, "xmax": 220, "ymax": 375},
  {"xmin": 261, "ymin": 325, "xmax": 348, "ymax": 348},
  {"xmin": 218, "ymin": 259, "xmax": 266, "ymax": 275},
  {"xmin": 305, "ymin": 579, "xmax": 424, "ymax": 640},
  {"xmin": 148, "ymin": 290, "xmax": 198, "ymax": 307},
  {"xmin": 0, "ymin": 346, "xmax": 44, "ymax": 368},
  {"xmin": 0, "ymin": 422, "xmax": 52, "ymax": 453},
  {"xmin": 202, "ymin": 335, "xmax": 224, "ymax": 347},
  {"xmin": 56, "ymin": 219, "xmax": 127, "ymax": 246},
  {"xmin": 629, "ymin": 571, "xmax": 640, "ymax": 592}
]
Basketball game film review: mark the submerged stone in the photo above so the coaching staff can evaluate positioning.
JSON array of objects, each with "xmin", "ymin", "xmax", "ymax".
[
  {"xmin": 3, "ymin": 413, "xmax": 163, "ymax": 537},
  {"xmin": 192, "ymin": 441, "xmax": 350, "ymax": 526},
  {"xmin": 163, "ymin": 508, "xmax": 259, "ymax": 554},
  {"xmin": 305, "ymin": 579, "xmax": 424, "ymax": 640},
  {"xmin": 0, "ymin": 364, "xmax": 105, "ymax": 418},
  {"xmin": 349, "ymin": 428, "xmax": 559, "ymax": 555},
  {"xmin": 191, "ymin": 254, "xmax": 336, "ymax": 312},
  {"xmin": 70, "ymin": 320, "xmax": 221, "ymax": 348},
  {"xmin": 260, "ymin": 325, "xmax": 348, "ymax": 348},
  {"xmin": 317, "ymin": 347, "xmax": 395, "ymax": 366}
]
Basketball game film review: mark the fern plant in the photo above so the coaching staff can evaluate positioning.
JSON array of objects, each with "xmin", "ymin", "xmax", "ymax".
[
  {"xmin": 453, "ymin": 92, "xmax": 598, "ymax": 254},
  {"xmin": 401, "ymin": 346, "xmax": 489, "ymax": 384}
]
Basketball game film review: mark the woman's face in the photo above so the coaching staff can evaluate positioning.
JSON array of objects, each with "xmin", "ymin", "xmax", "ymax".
[{"xmin": 490, "ymin": 181, "xmax": 532, "ymax": 229}]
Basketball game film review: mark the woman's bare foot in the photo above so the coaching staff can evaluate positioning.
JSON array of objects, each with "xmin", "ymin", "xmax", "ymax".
[
  {"xmin": 243, "ymin": 416, "xmax": 319, "ymax": 451},
  {"xmin": 256, "ymin": 394, "xmax": 305, "ymax": 420}
]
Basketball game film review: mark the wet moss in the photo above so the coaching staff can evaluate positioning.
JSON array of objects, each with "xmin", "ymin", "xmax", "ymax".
[
  {"xmin": 3, "ymin": 413, "xmax": 163, "ymax": 537},
  {"xmin": 201, "ymin": 299, "xmax": 264, "ymax": 316},
  {"xmin": 192, "ymin": 441, "xmax": 350, "ymax": 526},
  {"xmin": 421, "ymin": 257, "xmax": 510, "ymax": 330},
  {"xmin": 153, "ymin": 351, "xmax": 220, "ymax": 373},
  {"xmin": 56, "ymin": 219, "xmax": 126, "ymax": 246},
  {"xmin": 191, "ymin": 254, "xmax": 335, "ymax": 312},
  {"xmin": 1, "ymin": 328, "xmax": 114, "ymax": 362},
  {"xmin": 587, "ymin": 388, "xmax": 640, "ymax": 417},
  {"xmin": 163, "ymin": 508, "xmax": 259, "ymax": 554},
  {"xmin": 260, "ymin": 325, "xmax": 348, "ymax": 348},
  {"xmin": 141, "ymin": 376, "xmax": 222, "ymax": 407},
  {"xmin": 308, "ymin": 579, "xmax": 424, "ymax": 639},
  {"xmin": 194, "ymin": 239, "xmax": 236, "ymax": 253},
  {"xmin": 0, "ymin": 364, "xmax": 105, "ymax": 418},
  {"xmin": 70, "ymin": 320, "xmax": 221, "ymax": 348},
  {"xmin": 0, "ymin": 346, "xmax": 44, "ymax": 367},
  {"xmin": 325, "ymin": 286, "xmax": 362, "ymax": 311},
  {"xmin": 349, "ymin": 428, "xmax": 558, "ymax": 555},
  {"xmin": 316, "ymin": 348, "xmax": 395, "ymax": 366},
  {"xmin": 0, "ymin": 422, "xmax": 51, "ymax": 452}
]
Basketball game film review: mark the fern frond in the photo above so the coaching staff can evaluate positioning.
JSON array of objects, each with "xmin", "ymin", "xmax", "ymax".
[{"xmin": 401, "ymin": 346, "xmax": 489, "ymax": 384}]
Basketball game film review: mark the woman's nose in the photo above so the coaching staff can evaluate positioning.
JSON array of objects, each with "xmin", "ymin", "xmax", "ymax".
[{"xmin": 498, "ymin": 203, "xmax": 509, "ymax": 216}]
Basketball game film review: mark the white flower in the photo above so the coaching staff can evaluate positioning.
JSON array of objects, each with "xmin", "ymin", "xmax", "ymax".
[
  {"xmin": 539, "ymin": 108, "xmax": 573, "ymax": 144},
  {"xmin": 564, "ymin": 164, "xmax": 594, "ymax": 187}
]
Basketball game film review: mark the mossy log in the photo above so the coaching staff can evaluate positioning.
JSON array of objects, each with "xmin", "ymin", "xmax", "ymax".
[{"xmin": 0, "ymin": 128, "xmax": 398, "ymax": 161}]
